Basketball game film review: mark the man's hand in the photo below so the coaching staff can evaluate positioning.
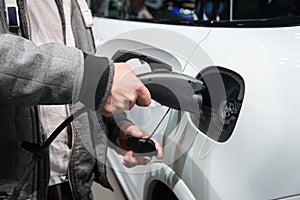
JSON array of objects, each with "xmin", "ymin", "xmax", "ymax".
[
  {"xmin": 118, "ymin": 121, "xmax": 163, "ymax": 168},
  {"xmin": 98, "ymin": 63, "xmax": 151, "ymax": 116}
]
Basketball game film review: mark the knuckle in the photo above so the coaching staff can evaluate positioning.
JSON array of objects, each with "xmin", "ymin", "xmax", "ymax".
[{"xmin": 128, "ymin": 95, "xmax": 137, "ymax": 106}]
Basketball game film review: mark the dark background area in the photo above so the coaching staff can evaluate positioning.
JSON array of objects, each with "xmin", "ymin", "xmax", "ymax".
[{"xmin": 90, "ymin": 0, "xmax": 300, "ymax": 21}]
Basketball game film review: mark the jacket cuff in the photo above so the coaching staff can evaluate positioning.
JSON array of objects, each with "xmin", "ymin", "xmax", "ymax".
[{"xmin": 79, "ymin": 53, "xmax": 114, "ymax": 110}]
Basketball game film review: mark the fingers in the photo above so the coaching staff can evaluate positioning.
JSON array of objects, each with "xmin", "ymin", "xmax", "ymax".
[
  {"xmin": 129, "ymin": 127, "xmax": 163, "ymax": 159},
  {"xmin": 152, "ymin": 137, "xmax": 163, "ymax": 160},
  {"xmin": 122, "ymin": 151, "xmax": 152, "ymax": 168},
  {"xmin": 136, "ymin": 85, "xmax": 151, "ymax": 107},
  {"xmin": 121, "ymin": 122, "xmax": 144, "ymax": 137},
  {"xmin": 97, "ymin": 62, "xmax": 151, "ymax": 115},
  {"xmin": 117, "ymin": 122, "xmax": 163, "ymax": 168}
]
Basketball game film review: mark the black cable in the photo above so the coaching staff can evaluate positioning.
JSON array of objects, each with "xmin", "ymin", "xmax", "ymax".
[
  {"xmin": 9, "ymin": 106, "xmax": 87, "ymax": 200},
  {"xmin": 145, "ymin": 108, "xmax": 170, "ymax": 142}
]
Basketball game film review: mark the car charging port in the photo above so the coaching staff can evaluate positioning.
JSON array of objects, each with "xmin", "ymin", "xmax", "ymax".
[
  {"xmin": 220, "ymin": 100, "xmax": 236, "ymax": 121},
  {"xmin": 191, "ymin": 66, "xmax": 245, "ymax": 142}
]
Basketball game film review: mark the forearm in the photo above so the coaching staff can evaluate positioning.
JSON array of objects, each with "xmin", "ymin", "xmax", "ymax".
[{"xmin": 0, "ymin": 33, "xmax": 113, "ymax": 107}]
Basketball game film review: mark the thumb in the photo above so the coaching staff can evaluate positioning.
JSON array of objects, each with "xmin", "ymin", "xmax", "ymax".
[{"xmin": 136, "ymin": 85, "xmax": 151, "ymax": 107}]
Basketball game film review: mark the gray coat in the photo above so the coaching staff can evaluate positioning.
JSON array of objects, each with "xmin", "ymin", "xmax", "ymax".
[{"xmin": 0, "ymin": 0, "xmax": 114, "ymax": 199}]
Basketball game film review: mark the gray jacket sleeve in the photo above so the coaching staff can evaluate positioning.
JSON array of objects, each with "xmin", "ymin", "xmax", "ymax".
[{"xmin": 0, "ymin": 33, "xmax": 113, "ymax": 108}]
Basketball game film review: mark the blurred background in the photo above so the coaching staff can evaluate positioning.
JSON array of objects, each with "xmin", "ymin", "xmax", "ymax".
[{"xmin": 87, "ymin": 0, "xmax": 300, "ymax": 21}]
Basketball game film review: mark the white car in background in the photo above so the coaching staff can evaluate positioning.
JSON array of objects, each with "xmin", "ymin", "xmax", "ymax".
[{"xmin": 92, "ymin": 1, "xmax": 300, "ymax": 199}]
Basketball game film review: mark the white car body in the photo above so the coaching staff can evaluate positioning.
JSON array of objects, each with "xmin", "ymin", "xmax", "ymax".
[{"xmin": 93, "ymin": 14, "xmax": 300, "ymax": 200}]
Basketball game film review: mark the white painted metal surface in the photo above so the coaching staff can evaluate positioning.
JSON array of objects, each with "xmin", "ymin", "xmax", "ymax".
[{"xmin": 94, "ymin": 17, "xmax": 300, "ymax": 200}]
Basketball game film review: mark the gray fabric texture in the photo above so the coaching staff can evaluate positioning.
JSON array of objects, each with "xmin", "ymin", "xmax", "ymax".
[{"xmin": 0, "ymin": 34, "xmax": 84, "ymax": 105}]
